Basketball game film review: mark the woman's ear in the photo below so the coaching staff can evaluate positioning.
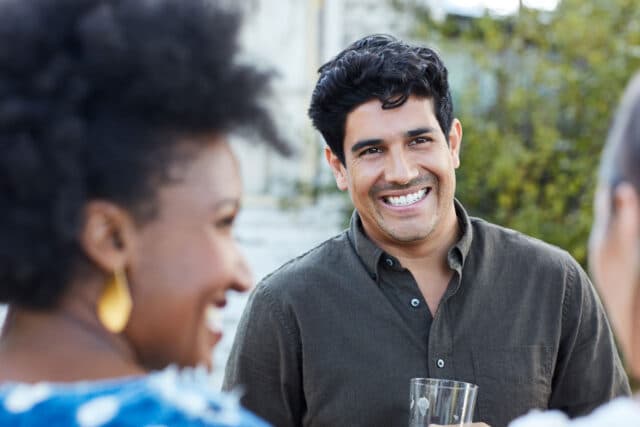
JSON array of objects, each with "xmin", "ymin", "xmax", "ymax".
[{"xmin": 79, "ymin": 200, "xmax": 136, "ymax": 274}]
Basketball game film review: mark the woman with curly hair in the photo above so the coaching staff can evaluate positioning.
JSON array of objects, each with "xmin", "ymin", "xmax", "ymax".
[
  {"xmin": 510, "ymin": 74, "xmax": 640, "ymax": 426},
  {"xmin": 0, "ymin": 0, "xmax": 288, "ymax": 425}
]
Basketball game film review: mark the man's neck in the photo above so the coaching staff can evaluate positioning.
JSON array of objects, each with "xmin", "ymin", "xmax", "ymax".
[
  {"xmin": 365, "ymin": 204, "xmax": 461, "ymax": 315},
  {"xmin": 368, "ymin": 204, "xmax": 461, "ymax": 272}
]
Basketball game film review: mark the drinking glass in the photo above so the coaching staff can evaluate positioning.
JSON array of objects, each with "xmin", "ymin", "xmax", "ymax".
[{"xmin": 409, "ymin": 378, "xmax": 478, "ymax": 427}]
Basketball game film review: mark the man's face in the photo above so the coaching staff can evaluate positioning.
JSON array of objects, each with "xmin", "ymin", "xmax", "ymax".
[
  {"xmin": 589, "ymin": 183, "xmax": 640, "ymax": 377},
  {"xmin": 327, "ymin": 95, "xmax": 462, "ymax": 249}
]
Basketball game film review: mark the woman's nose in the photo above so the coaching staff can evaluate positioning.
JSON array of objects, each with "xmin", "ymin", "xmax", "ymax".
[{"xmin": 230, "ymin": 250, "xmax": 253, "ymax": 293}]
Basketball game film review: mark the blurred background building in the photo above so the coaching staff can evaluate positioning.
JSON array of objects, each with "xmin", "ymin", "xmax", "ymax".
[{"xmin": 233, "ymin": 0, "xmax": 414, "ymax": 204}]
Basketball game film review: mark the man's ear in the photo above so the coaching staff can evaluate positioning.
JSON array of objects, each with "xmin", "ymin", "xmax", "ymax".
[
  {"xmin": 79, "ymin": 200, "xmax": 136, "ymax": 274},
  {"xmin": 324, "ymin": 147, "xmax": 348, "ymax": 191},
  {"xmin": 448, "ymin": 118, "xmax": 463, "ymax": 169}
]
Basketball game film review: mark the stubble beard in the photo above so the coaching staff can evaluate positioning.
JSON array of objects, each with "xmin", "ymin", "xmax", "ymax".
[{"xmin": 377, "ymin": 210, "xmax": 439, "ymax": 244}]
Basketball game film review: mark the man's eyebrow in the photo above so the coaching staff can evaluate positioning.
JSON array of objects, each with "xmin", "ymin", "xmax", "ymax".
[
  {"xmin": 351, "ymin": 138, "xmax": 383, "ymax": 153},
  {"xmin": 406, "ymin": 127, "xmax": 436, "ymax": 137},
  {"xmin": 350, "ymin": 127, "xmax": 436, "ymax": 153}
]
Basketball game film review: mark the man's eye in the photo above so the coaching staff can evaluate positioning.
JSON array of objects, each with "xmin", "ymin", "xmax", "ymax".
[
  {"xmin": 360, "ymin": 147, "xmax": 382, "ymax": 156},
  {"xmin": 410, "ymin": 136, "xmax": 431, "ymax": 145}
]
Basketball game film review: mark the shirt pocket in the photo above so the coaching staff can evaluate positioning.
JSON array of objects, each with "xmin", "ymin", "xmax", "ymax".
[{"xmin": 472, "ymin": 346, "xmax": 552, "ymax": 426}]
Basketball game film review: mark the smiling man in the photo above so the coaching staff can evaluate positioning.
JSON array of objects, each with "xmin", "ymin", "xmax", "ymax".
[{"xmin": 223, "ymin": 35, "xmax": 630, "ymax": 427}]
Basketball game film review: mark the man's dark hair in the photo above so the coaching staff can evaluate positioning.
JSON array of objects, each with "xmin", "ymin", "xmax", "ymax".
[
  {"xmin": 308, "ymin": 34, "xmax": 453, "ymax": 164},
  {"xmin": 0, "ymin": 0, "xmax": 288, "ymax": 309}
]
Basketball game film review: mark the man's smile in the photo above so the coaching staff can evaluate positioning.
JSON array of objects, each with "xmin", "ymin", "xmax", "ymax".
[{"xmin": 382, "ymin": 188, "xmax": 430, "ymax": 207}]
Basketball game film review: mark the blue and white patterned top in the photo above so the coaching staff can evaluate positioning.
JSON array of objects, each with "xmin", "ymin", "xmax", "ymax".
[
  {"xmin": 509, "ymin": 397, "xmax": 640, "ymax": 427},
  {"xmin": 0, "ymin": 366, "xmax": 269, "ymax": 426}
]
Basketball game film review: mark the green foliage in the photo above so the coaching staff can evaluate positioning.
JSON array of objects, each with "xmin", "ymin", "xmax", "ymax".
[{"xmin": 406, "ymin": 0, "xmax": 640, "ymax": 265}]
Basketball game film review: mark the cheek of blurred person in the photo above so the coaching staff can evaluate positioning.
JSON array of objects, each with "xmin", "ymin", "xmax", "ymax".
[
  {"xmin": 124, "ymin": 136, "xmax": 251, "ymax": 371},
  {"xmin": 589, "ymin": 183, "xmax": 640, "ymax": 377}
]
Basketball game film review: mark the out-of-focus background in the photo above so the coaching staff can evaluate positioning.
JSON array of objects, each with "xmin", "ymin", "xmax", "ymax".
[
  {"xmin": 2, "ymin": 0, "xmax": 640, "ymax": 388},
  {"xmin": 223, "ymin": 0, "xmax": 640, "ymax": 389}
]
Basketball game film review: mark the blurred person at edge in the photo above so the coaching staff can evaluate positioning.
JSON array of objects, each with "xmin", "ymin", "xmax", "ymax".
[
  {"xmin": 0, "ymin": 0, "xmax": 289, "ymax": 425},
  {"xmin": 510, "ymin": 74, "xmax": 640, "ymax": 426},
  {"xmin": 223, "ymin": 34, "xmax": 630, "ymax": 427}
]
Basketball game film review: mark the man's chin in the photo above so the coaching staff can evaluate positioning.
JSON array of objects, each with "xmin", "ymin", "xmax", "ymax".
[
  {"xmin": 382, "ymin": 227, "xmax": 433, "ymax": 244},
  {"xmin": 377, "ymin": 217, "xmax": 436, "ymax": 242}
]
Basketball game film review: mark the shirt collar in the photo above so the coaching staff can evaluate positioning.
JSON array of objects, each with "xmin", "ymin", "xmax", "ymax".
[
  {"xmin": 449, "ymin": 199, "xmax": 473, "ymax": 275},
  {"xmin": 347, "ymin": 198, "xmax": 473, "ymax": 280},
  {"xmin": 348, "ymin": 209, "xmax": 385, "ymax": 280}
]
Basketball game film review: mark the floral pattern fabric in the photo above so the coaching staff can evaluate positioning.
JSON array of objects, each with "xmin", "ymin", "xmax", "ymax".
[
  {"xmin": 0, "ymin": 366, "xmax": 269, "ymax": 426},
  {"xmin": 510, "ymin": 397, "xmax": 640, "ymax": 427}
]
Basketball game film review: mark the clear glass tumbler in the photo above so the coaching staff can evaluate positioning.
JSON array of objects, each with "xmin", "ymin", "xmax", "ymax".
[{"xmin": 409, "ymin": 378, "xmax": 478, "ymax": 427}]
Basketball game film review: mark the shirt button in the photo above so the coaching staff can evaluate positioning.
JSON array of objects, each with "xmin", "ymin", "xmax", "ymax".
[
  {"xmin": 437, "ymin": 359, "xmax": 445, "ymax": 368},
  {"xmin": 410, "ymin": 298, "xmax": 420, "ymax": 308},
  {"xmin": 385, "ymin": 258, "xmax": 394, "ymax": 267}
]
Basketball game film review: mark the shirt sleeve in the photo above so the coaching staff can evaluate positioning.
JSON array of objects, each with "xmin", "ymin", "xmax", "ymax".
[
  {"xmin": 548, "ymin": 260, "xmax": 630, "ymax": 415},
  {"xmin": 222, "ymin": 282, "xmax": 304, "ymax": 427}
]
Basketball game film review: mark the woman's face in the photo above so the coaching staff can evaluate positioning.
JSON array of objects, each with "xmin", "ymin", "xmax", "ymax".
[
  {"xmin": 589, "ymin": 183, "xmax": 640, "ymax": 376},
  {"xmin": 124, "ymin": 136, "xmax": 251, "ymax": 370}
]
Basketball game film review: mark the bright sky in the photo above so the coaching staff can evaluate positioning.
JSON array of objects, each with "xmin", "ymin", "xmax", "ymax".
[{"xmin": 446, "ymin": 0, "xmax": 560, "ymax": 15}]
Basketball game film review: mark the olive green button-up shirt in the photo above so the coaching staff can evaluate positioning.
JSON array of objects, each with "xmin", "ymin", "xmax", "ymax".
[{"xmin": 223, "ymin": 201, "xmax": 629, "ymax": 427}]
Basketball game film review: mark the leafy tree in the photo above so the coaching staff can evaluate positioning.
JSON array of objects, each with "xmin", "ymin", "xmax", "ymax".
[{"xmin": 398, "ymin": 0, "xmax": 640, "ymax": 265}]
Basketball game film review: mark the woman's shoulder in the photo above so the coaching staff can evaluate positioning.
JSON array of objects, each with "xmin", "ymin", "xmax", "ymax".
[
  {"xmin": 0, "ymin": 366, "xmax": 269, "ymax": 426},
  {"xmin": 510, "ymin": 397, "xmax": 640, "ymax": 427}
]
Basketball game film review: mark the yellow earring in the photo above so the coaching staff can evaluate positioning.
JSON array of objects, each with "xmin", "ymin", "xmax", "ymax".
[{"xmin": 97, "ymin": 268, "xmax": 133, "ymax": 334}]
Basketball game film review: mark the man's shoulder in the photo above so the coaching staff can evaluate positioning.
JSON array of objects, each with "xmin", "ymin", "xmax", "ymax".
[
  {"xmin": 256, "ymin": 229, "xmax": 354, "ymax": 294},
  {"xmin": 470, "ymin": 216, "xmax": 577, "ymax": 267}
]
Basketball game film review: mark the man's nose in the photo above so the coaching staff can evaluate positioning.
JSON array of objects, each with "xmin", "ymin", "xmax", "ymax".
[{"xmin": 384, "ymin": 148, "xmax": 419, "ymax": 185}]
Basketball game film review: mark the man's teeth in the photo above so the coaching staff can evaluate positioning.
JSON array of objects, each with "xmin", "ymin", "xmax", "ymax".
[{"xmin": 385, "ymin": 189, "xmax": 427, "ymax": 207}]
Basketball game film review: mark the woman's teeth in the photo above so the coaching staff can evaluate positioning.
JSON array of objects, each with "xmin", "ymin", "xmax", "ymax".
[
  {"xmin": 206, "ymin": 307, "xmax": 222, "ymax": 332},
  {"xmin": 384, "ymin": 189, "xmax": 427, "ymax": 207}
]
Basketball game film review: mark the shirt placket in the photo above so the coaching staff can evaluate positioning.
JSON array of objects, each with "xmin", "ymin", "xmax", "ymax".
[
  {"xmin": 379, "ymin": 255, "xmax": 432, "ymax": 354},
  {"xmin": 426, "ymin": 268, "xmax": 461, "ymax": 378}
]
